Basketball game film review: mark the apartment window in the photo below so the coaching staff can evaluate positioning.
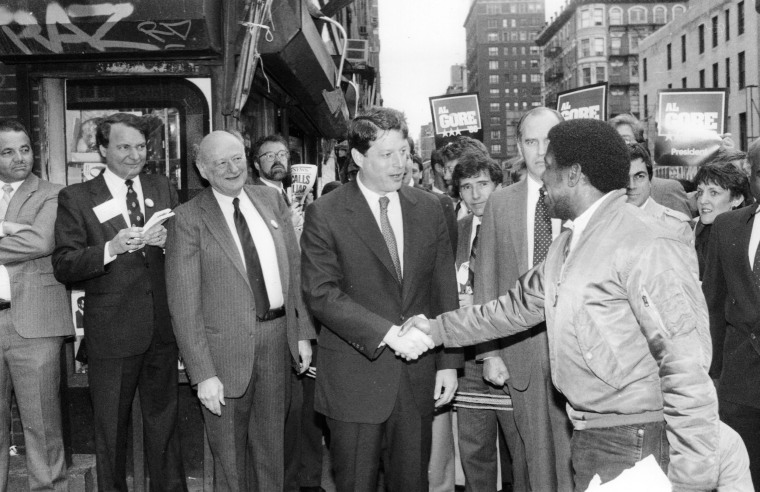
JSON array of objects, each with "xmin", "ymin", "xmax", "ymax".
[
  {"xmin": 643, "ymin": 58, "xmax": 648, "ymax": 81},
  {"xmin": 505, "ymin": 102, "xmax": 511, "ymax": 110},
  {"xmin": 581, "ymin": 8, "xmax": 592, "ymax": 27},
  {"xmin": 673, "ymin": 5, "xmax": 686, "ymax": 17},
  {"xmin": 582, "ymin": 67, "xmax": 592, "ymax": 85},
  {"xmin": 699, "ymin": 69, "xmax": 706, "ymax": 88},
  {"xmin": 580, "ymin": 38, "xmax": 590, "ymax": 57},
  {"xmin": 611, "ymin": 36, "xmax": 622, "ymax": 55},
  {"xmin": 512, "ymin": 74, "xmax": 519, "ymax": 83},
  {"xmin": 725, "ymin": 10, "xmax": 730, "ymax": 41},
  {"xmin": 489, "ymin": 103, "xmax": 500, "ymax": 112},
  {"xmin": 596, "ymin": 66, "xmax": 606, "ymax": 82},
  {"xmin": 491, "ymin": 144, "xmax": 502, "ymax": 155},
  {"xmin": 521, "ymin": 74, "xmax": 527, "ymax": 83},
  {"xmin": 530, "ymin": 59, "xmax": 539, "ymax": 69},
  {"xmin": 489, "ymin": 75, "xmax": 499, "ymax": 85},
  {"xmin": 531, "ymin": 74, "xmax": 541, "ymax": 82},
  {"xmin": 487, "ymin": 19, "xmax": 498, "ymax": 29},
  {"xmin": 491, "ymin": 130, "xmax": 501, "ymax": 140},
  {"xmin": 522, "ymin": 46, "xmax": 527, "ymax": 55},
  {"xmin": 593, "ymin": 8, "xmax": 604, "ymax": 25},
  {"xmin": 488, "ymin": 47, "xmax": 498, "ymax": 56},
  {"xmin": 630, "ymin": 60, "xmax": 638, "ymax": 78},
  {"xmin": 726, "ymin": 57, "xmax": 731, "ymax": 88},
  {"xmin": 530, "ymin": 46, "xmax": 540, "ymax": 55},
  {"xmin": 512, "ymin": 19, "xmax": 517, "ymax": 28},
  {"xmin": 489, "ymin": 61, "xmax": 499, "ymax": 70},
  {"xmin": 644, "ymin": 94, "xmax": 649, "ymax": 119},
  {"xmin": 521, "ymin": 60, "xmax": 527, "ymax": 68},
  {"xmin": 486, "ymin": 4, "xmax": 501, "ymax": 14},
  {"xmin": 519, "ymin": 31, "xmax": 527, "ymax": 41},
  {"xmin": 682, "ymin": 77, "xmax": 687, "ymax": 88},
  {"xmin": 681, "ymin": 35, "xmax": 686, "ymax": 62},
  {"xmin": 667, "ymin": 43, "xmax": 672, "ymax": 69},
  {"xmin": 594, "ymin": 38, "xmax": 604, "ymax": 56},
  {"xmin": 712, "ymin": 16, "xmax": 719, "ymax": 47},
  {"xmin": 739, "ymin": 51, "xmax": 746, "ymax": 89},
  {"xmin": 489, "ymin": 89, "xmax": 499, "ymax": 97},
  {"xmin": 487, "ymin": 32, "xmax": 498, "ymax": 42},
  {"xmin": 490, "ymin": 116, "xmax": 501, "ymax": 125},
  {"xmin": 609, "ymin": 7, "xmax": 623, "ymax": 25},
  {"xmin": 738, "ymin": 1, "xmax": 745, "ymax": 35},
  {"xmin": 629, "ymin": 7, "xmax": 646, "ymax": 24},
  {"xmin": 668, "ymin": 83, "xmax": 673, "ymax": 89},
  {"xmin": 653, "ymin": 6, "xmax": 666, "ymax": 24},
  {"xmin": 713, "ymin": 63, "xmax": 719, "ymax": 87},
  {"xmin": 740, "ymin": 112, "xmax": 747, "ymax": 150},
  {"xmin": 698, "ymin": 24, "xmax": 705, "ymax": 54}
]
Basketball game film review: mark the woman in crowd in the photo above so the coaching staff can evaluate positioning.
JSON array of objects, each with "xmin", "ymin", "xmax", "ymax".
[{"xmin": 694, "ymin": 162, "xmax": 752, "ymax": 278}]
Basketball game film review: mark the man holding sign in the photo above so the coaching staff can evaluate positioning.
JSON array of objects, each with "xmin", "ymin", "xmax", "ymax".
[{"xmin": 53, "ymin": 113, "xmax": 186, "ymax": 491}]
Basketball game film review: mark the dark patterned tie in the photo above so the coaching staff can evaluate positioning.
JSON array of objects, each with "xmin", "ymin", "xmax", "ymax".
[
  {"xmin": 468, "ymin": 223, "xmax": 481, "ymax": 288},
  {"xmin": 534, "ymin": 187, "xmax": 552, "ymax": 265},
  {"xmin": 379, "ymin": 196, "xmax": 402, "ymax": 282},
  {"xmin": 233, "ymin": 198, "xmax": 270, "ymax": 314},
  {"xmin": 125, "ymin": 179, "xmax": 143, "ymax": 227}
]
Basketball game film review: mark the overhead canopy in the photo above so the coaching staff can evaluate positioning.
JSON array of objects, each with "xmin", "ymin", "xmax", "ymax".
[{"xmin": 0, "ymin": 0, "xmax": 222, "ymax": 62}]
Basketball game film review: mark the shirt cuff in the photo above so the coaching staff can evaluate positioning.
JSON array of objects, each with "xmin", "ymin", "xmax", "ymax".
[
  {"xmin": 0, "ymin": 221, "xmax": 5, "ymax": 238},
  {"xmin": 104, "ymin": 241, "xmax": 117, "ymax": 265}
]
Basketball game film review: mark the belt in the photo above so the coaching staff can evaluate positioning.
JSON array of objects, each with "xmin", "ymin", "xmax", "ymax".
[
  {"xmin": 257, "ymin": 306, "xmax": 285, "ymax": 322},
  {"xmin": 0, "ymin": 300, "xmax": 10, "ymax": 311}
]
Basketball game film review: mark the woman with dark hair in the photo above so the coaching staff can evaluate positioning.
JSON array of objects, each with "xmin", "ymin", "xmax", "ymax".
[{"xmin": 694, "ymin": 162, "xmax": 751, "ymax": 277}]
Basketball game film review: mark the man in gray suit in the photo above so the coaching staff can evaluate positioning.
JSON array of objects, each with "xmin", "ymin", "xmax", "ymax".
[
  {"xmin": 166, "ymin": 131, "xmax": 315, "ymax": 491},
  {"xmin": 475, "ymin": 107, "xmax": 573, "ymax": 491},
  {"xmin": 0, "ymin": 119, "xmax": 73, "ymax": 491}
]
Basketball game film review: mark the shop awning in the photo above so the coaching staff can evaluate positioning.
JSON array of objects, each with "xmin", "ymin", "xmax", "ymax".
[{"xmin": 0, "ymin": 0, "xmax": 222, "ymax": 62}]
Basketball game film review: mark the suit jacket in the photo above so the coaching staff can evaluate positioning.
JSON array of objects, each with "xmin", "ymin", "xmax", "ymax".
[
  {"xmin": 1, "ymin": 174, "xmax": 72, "ymax": 338},
  {"xmin": 474, "ymin": 179, "xmax": 549, "ymax": 391},
  {"xmin": 53, "ymin": 173, "xmax": 177, "ymax": 359},
  {"xmin": 651, "ymin": 177, "xmax": 691, "ymax": 218},
  {"xmin": 455, "ymin": 214, "xmax": 474, "ymax": 273},
  {"xmin": 165, "ymin": 185, "xmax": 315, "ymax": 398},
  {"xmin": 702, "ymin": 205, "xmax": 760, "ymax": 409},
  {"xmin": 301, "ymin": 181, "xmax": 461, "ymax": 424}
]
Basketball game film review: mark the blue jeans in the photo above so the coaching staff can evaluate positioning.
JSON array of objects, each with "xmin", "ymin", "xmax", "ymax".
[{"xmin": 571, "ymin": 421, "xmax": 669, "ymax": 492}]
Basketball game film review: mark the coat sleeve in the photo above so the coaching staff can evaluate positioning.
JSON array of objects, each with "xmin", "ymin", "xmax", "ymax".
[
  {"xmin": 165, "ymin": 206, "xmax": 216, "ymax": 386},
  {"xmin": 0, "ymin": 184, "xmax": 59, "ymax": 265},
  {"xmin": 473, "ymin": 194, "xmax": 505, "ymax": 359},
  {"xmin": 628, "ymin": 237, "xmax": 719, "ymax": 490}
]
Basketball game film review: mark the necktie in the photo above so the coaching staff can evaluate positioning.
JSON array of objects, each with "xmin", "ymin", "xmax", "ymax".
[
  {"xmin": 468, "ymin": 223, "xmax": 481, "ymax": 288},
  {"xmin": 281, "ymin": 189, "xmax": 291, "ymax": 207},
  {"xmin": 534, "ymin": 187, "xmax": 552, "ymax": 265},
  {"xmin": 0, "ymin": 184, "xmax": 12, "ymax": 219},
  {"xmin": 753, "ymin": 242, "xmax": 760, "ymax": 290},
  {"xmin": 233, "ymin": 198, "xmax": 270, "ymax": 314},
  {"xmin": 379, "ymin": 196, "xmax": 402, "ymax": 282},
  {"xmin": 125, "ymin": 179, "xmax": 144, "ymax": 227}
]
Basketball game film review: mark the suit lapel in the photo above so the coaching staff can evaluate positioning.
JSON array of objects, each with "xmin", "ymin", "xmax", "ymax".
[
  {"xmin": 740, "ymin": 206, "xmax": 756, "ymax": 276},
  {"xmin": 245, "ymin": 186, "xmax": 289, "ymax": 298},
  {"xmin": 140, "ymin": 175, "xmax": 157, "ymax": 225},
  {"xmin": 5, "ymin": 174, "xmax": 38, "ymax": 220},
  {"xmin": 198, "ymin": 189, "xmax": 250, "ymax": 288},
  {"xmin": 511, "ymin": 180, "xmax": 529, "ymax": 273},
  {"xmin": 88, "ymin": 174, "xmax": 128, "ymax": 235},
  {"xmin": 400, "ymin": 187, "xmax": 421, "ymax": 300}
]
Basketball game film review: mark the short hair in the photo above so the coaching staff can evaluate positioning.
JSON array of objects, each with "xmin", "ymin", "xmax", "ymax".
[
  {"xmin": 748, "ymin": 138, "xmax": 760, "ymax": 173},
  {"xmin": 348, "ymin": 107, "xmax": 408, "ymax": 155},
  {"xmin": 411, "ymin": 154, "xmax": 424, "ymax": 173},
  {"xmin": 628, "ymin": 143, "xmax": 653, "ymax": 180},
  {"xmin": 516, "ymin": 106, "xmax": 563, "ymax": 141},
  {"xmin": 321, "ymin": 181, "xmax": 342, "ymax": 195},
  {"xmin": 547, "ymin": 119, "xmax": 629, "ymax": 193},
  {"xmin": 430, "ymin": 148, "xmax": 444, "ymax": 170},
  {"xmin": 252, "ymin": 134, "xmax": 288, "ymax": 159},
  {"xmin": 96, "ymin": 113, "xmax": 148, "ymax": 148},
  {"xmin": 440, "ymin": 136, "xmax": 488, "ymax": 162},
  {"xmin": 708, "ymin": 147, "xmax": 748, "ymax": 175},
  {"xmin": 694, "ymin": 162, "xmax": 751, "ymax": 205},
  {"xmin": 0, "ymin": 119, "xmax": 30, "ymax": 141},
  {"xmin": 609, "ymin": 114, "xmax": 646, "ymax": 144},
  {"xmin": 406, "ymin": 137, "xmax": 416, "ymax": 156},
  {"xmin": 451, "ymin": 150, "xmax": 504, "ymax": 197},
  {"xmin": 509, "ymin": 158, "xmax": 527, "ymax": 184}
]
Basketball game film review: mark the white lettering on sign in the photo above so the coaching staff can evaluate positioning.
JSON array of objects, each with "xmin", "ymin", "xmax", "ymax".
[
  {"xmin": 663, "ymin": 112, "xmax": 719, "ymax": 132},
  {"xmin": 439, "ymin": 111, "xmax": 478, "ymax": 129},
  {"xmin": 560, "ymin": 105, "xmax": 600, "ymax": 120}
]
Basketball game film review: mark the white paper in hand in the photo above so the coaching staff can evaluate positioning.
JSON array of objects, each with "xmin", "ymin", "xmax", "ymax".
[{"xmin": 143, "ymin": 208, "xmax": 175, "ymax": 233}]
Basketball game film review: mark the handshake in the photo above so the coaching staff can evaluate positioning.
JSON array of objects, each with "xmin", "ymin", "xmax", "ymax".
[{"xmin": 383, "ymin": 315, "xmax": 436, "ymax": 361}]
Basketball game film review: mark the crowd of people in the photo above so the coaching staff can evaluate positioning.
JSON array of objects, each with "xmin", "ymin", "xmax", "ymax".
[{"xmin": 0, "ymin": 104, "xmax": 757, "ymax": 492}]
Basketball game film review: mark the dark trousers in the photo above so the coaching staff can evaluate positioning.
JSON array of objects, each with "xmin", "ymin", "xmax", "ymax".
[
  {"xmin": 571, "ymin": 421, "xmax": 669, "ymax": 492},
  {"xmin": 284, "ymin": 371, "xmax": 303, "ymax": 491},
  {"xmin": 0, "ymin": 312, "xmax": 67, "ymax": 492},
  {"xmin": 88, "ymin": 333, "xmax": 186, "ymax": 492},
  {"xmin": 720, "ymin": 399, "xmax": 760, "ymax": 488},
  {"xmin": 326, "ymin": 369, "xmax": 432, "ymax": 492},
  {"xmin": 299, "ymin": 346, "xmax": 325, "ymax": 488},
  {"xmin": 202, "ymin": 316, "xmax": 291, "ymax": 492}
]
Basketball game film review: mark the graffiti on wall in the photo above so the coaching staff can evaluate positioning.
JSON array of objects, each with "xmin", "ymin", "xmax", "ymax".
[{"xmin": 0, "ymin": 2, "xmax": 193, "ymax": 55}]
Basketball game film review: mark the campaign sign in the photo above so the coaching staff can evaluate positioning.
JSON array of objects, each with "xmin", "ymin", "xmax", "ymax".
[
  {"xmin": 654, "ymin": 90, "xmax": 726, "ymax": 166},
  {"xmin": 556, "ymin": 83, "xmax": 607, "ymax": 121},
  {"xmin": 430, "ymin": 93, "xmax": 483, "ymax": 147}
]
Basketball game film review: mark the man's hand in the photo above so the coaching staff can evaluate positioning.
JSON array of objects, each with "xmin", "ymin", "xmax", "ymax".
[
  {"xmin": 290, "ymin": 203, "xmax": 305, "ymax": 229},
  {"xmin": 483, "ymin": 357, "xmax": 509, "ymax": 387},
  {"xmin": 458, "ymin": 293, "xmax": 473, "ymax": 308},
  {"xmin": 197, "ymin": 376, "xmax": 225, "ymax": 416},
  {"xmin": 108, "ymin": 227, "xmax": 145, "ymax": 256},
  {"xmin": 143, "ymin": 224, "xmax": 167, "ymax": 248},
  {"xmin": 1, "ymin": 221, "xmax": 31, "ymax": 236},
  {"xmin": 383, "ymin": 324, "xmax": 434, "ymax": 361},
  {"xmin": 398, "ymin": 314, "xmax": 431, "ymax": 336},
  {"xmin": 434, "ymin": 369, "xmax": 458, "ymax": 408},
  {"xmin": 297, "ymin": 340, "xmax": 313, "ymax": 374}
]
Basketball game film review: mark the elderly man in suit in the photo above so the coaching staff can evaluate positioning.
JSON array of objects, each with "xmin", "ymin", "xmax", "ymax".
[
  {"xmin": 0, "ymin": 119, "xmax": 73, "ymax": 491},
  {"xmin": 166, "ymin": 130, "xmax": 314, "ymax": 491},
  {"xmin": 703, "ymin": 137, "xmax": 760, "ymax": 487},
  {"xmin": 475, "ymin": 106, "xmax": 573, "ymax": 491},
  {"xmin": 53, "ymin": 113, "xmax": 185, "ymax": 491},
  {"xmin": 301, "ymin": 107, "xmax": 461, "ymax": 492}
]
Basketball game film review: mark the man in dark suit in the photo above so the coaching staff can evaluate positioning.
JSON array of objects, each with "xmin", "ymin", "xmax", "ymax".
[
  {"xmin": 166, "ymin": 131, "xmax": 315, "ymax": 491},
  {"xmin": 53, "ymin": 113, "xmax": 185, "ymax": 491},
  {"xmin": 703, "ymin": 137, "xmax": 760, "ymax": 486},
  {"xmin": 0, "ymin": 119, "xmax": 73, "ymax": 491},
  {"xmin": 475, "ymin": 107, "xmax": 573, "ymax": 491},
  {"xmin": 301, "ymin": 107, "xmax": 461, "ymax": 492}
]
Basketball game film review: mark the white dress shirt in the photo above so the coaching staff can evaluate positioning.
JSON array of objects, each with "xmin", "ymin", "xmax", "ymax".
[
  {"xmin": 526, "ymin": 175, "xmax": 562, "ymax": 268},
  {"xmin": 0, "ymin": 180, "xmax": 23, "ymax": 299},
  {"xmin": 748, "ymin": 204, "xmax": 760, "ymax": 269},
  {"xmin": 212, "ymin": 189, "xmax": 284, "ymax": 309},
  {"xmin": 103, "ymin": 169, "xmax": 145, "ymax": 264},
  {"xmin": 356, "ymin": 175, "xmax": 405, "ymax": 274}
]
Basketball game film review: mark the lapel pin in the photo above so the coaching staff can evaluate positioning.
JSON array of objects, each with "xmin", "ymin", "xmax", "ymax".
[
  {"xmin": 145, "ymin": 198, "xmax": 154, "ymax": 208},
  {"xmin": 270, "ymin": 220, "xmax": 279, "ymax": 229}
]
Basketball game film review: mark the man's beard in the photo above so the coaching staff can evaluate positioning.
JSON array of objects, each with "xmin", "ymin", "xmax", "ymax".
[{"xmin": 262, "ymin": 162, "xmax": 288, "ymax": 181}]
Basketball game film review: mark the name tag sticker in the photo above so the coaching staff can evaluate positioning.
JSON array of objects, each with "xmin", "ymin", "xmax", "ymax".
[{"xmin": 93, "ymin": 199, "xmax": 122, "ymax": 224}]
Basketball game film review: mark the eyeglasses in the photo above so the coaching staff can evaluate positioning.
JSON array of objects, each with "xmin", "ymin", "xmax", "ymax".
[{"xmin": 258, "ymin": 150, "xmax": 290, "ymax": 162}]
